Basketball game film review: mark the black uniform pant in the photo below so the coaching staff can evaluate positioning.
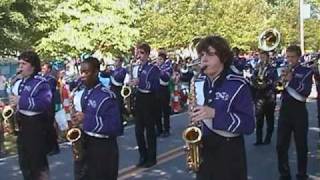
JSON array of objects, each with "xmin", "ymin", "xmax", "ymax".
[
  {"xmin": 83, "ymin": 135, "xmax": 119, "ymax": 180},
  {"xmin": 47, "ymin": 109, "xmax": 59, "ymax": 153},
  {"xmin": 111, "ymin": 85, "xmax": 125, "ymax": 133},
  {"xmin": 255, "ymin": 98, "xmax": 275, "ymax": 143},
  {"xmin": 197, "ymin": 132, "xmax": 247, "ymax": 180},
  {"xmin": 135, "ymin": 92, "xmax": 157, "ymax": 162},
  {"xmin": 17, "ymin": 112, "xmax": 50, "ymax": 180},
  {"xmin": 155, "ymin": 85, "xmax": 171, "ymax": 134},
  {"xmin": 276, "ymin": 98, "xmax": 309, "ymax": 180}
]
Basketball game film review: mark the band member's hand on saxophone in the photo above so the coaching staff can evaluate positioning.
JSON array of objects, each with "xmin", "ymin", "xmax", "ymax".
[{"xmin": 190, "ymin": 106, "xmax": 215, "ymax": 123}]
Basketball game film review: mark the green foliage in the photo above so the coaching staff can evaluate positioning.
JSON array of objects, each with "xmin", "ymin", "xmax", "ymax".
[
  {"xmin": 0, "ymin": 0, "xmax": 320, "ymax": 59},
  {"xmin": 35, "ymin": 0, "xmax": 140, "ymax": 59}
]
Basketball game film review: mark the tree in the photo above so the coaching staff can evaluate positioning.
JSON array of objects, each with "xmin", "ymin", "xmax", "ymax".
[{"xmin": 35, "ymin": 0, "xmax": 140, "ymax": 59}]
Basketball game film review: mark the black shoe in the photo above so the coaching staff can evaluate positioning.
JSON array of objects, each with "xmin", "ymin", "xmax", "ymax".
[
  {"xmin": 156, "ymin": 131, "xmax": 162, "ymax": 137},
  {"xmin": 253, "ymin": 142, "xmax": 263, "ymax": 146},
  {"xmin": 48, "ymin": 148, "xmax": 60, "ymax": 156},
  {"xmin": 263, "ymin": 139, "xmax": 271, "ymax": 145},
  {"xmin": 143, "ymin": 160, "xmax": 156, "ymax": 168},
  {"xmin": 136, "ymin": 157, "xmax": 147, "ymax": 167}
]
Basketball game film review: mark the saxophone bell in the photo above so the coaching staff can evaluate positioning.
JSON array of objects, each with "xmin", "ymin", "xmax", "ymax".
[
  {"xmin": 66, "ymin": 127, "xmax": 82, "ymax": 143},
  {"xmin": 121, "ymin": 85, "xmax": 132, "ymax": 99}
]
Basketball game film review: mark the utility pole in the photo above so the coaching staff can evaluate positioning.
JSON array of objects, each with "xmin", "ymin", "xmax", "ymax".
[{"xmin": 300, "ymin": 0, "xmax": 305, "ymax": 54}]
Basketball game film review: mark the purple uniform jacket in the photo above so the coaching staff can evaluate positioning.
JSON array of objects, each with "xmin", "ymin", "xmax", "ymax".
[
  {"xmin": 81, "ymin": 83, "xmax": 122, "ymax": 136},
  {"xmin": 200, "ymin": 72, "xmax": 255, "ymax": 135},
  {"xmin": 18, "ymin": 75, "xmax": 52, "ymax": 113},
  {"xmin": 138, "ymin": 61, "xmax": 160, "ymax": 93},
  {"xmin": 282, "ymin": 64, "xmax": 313, "ymax": 102},
  {"xmin": 110, "ymin": 67, "xmax": 127, "ymax": 87},
  {"xmin": 159, "ymin": 59, "xmax": 173, "ymax": 86},
  {"xmin": 43, "ymin": 73, "xmax": 57, "ymax": 94}
]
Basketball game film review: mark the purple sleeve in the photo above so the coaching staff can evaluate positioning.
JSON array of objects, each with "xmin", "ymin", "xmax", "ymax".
[{"xmin": 97, "ymin": 98, "xmax": 122, "ymax": 136}]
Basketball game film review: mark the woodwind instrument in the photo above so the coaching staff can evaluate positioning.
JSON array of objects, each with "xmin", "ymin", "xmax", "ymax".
[{"xmin": 66, "ymin": 84, "xmax": 83, "ymax": 161}]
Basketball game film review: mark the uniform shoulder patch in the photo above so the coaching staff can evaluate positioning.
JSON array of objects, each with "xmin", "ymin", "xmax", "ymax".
[
  {"xmin": 34, "ymin": 75, "xmax": 47, "ymax": 82},
  {"xmin": 100, "ymin": 86, "xmax": 116, "ymax": 98},
  {"xmin": 226, "ymin": 74, "xmax": 248, "ymax": 84}
]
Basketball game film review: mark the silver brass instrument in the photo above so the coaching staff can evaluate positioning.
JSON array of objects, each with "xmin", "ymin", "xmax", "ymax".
[
  {"xmin": 258, "ymin": 28, "xmax": 281, "ymax": 52},
  {"xmin": 182, "ymin": 73, "xmax": 202, "ymax": 172},
  {"xmin": 66, "ymin": 85, "xmax": 83, "ymax": 161},
  {"xmin": 253, "ymin": 62, "xmax": 268, "ymax": 89}
]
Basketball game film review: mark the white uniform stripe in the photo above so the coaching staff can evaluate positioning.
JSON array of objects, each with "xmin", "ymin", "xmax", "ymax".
[
  {"xmin": 227, "ymin": 84, "xmax": 244, "ymax": 112},
  {"xmin": 231, "ymin": 113, "xmax": 241, "ymax": 132},
  {"xmin": 228, "ymin": 113, "xmax": 237, "ymax": 131},
  {"xmin": 94, "ymin": 97, "xmax": 110, "ymax": 132},
  {"xmin": 30, "ymin": 81, "xmax": 42, "ymax": 96}
]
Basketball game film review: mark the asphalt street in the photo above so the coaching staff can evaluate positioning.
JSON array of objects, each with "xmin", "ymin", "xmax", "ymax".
[{"xmin": 0, "ymin": 99, "xmax": 319, "ymax": 180}]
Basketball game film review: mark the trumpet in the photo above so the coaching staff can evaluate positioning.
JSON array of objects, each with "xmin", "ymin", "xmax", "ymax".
[{"xmin": 182, "ymin": 75, "xmax": 202, "ymax": 172}]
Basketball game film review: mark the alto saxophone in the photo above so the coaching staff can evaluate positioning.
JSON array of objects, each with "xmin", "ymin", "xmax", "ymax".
[
  {"xmin": 182, "ymin": 75, "xmax": 202, "ymax": 172},
  {"xmin": 66, "ymin": 85, "xmax": 83, "ymax": 161},
  {"xmin": 2, "ymin": 71, "xmax": 21, "ymax": 134}
]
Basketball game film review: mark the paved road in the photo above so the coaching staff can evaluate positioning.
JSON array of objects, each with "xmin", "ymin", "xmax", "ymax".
[{"xmin": 0, "ymin": 99, "xmax": 319, "ymax": 180}]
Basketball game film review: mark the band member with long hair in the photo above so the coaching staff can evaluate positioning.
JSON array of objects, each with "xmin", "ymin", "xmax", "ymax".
[
  {"xmin": 11, "ymin": 51, "xmax": 52, "ymax": 180},
  {"xmin": 191, "ymin": 35, "xmax": 255, "ymax": 180},
  {"xmin": 131, "ymin": 43, "xmax": 160, "ymax": 168},
  {"xmin": 71, "ymin": 57, "xmax": 122, "ymax": 180},
  {"xmin": 276, "ymin": 45, "xmax": 313, "ymax": 180}
]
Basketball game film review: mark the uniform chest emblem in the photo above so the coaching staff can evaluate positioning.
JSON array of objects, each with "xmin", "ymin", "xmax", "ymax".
[
  {"xmin": 88, "ymin": 100, "xmax": 97, "ymax": 108},
  {"xmin": 215, "ymin": 92, "xmax": 230, "ymax": 101}
]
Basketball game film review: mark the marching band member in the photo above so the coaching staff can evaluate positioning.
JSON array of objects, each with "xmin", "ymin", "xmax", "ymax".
[
  {"xmin": 155, "ymin": 49, "xmax": 173, "ymax": 137},
  {"xmin": 276, "ymin": 45, "xmax": 313, "ymax": 180},
  {"xmin": 251, "ymin": 51, "xmax": 278, "ymax": 145},
  {"xmin": 108, "ymin": 56, "xmax": 128, "ymax": 129},
  {"xmin": 11, "ymin": 51, "xmax": 52, "ymax": 180},
  {"xmin": 231, "ymin": 47, "xmax": 246, "ymax": 75},
  {"xmin": 131, "ymin": 43, "xmax": 160, "ymax": 168},
  {"xmin": 312, "ymin": 53, "xmax": 320, "ymax": 137},
  {"xmin": 71, "ymin": 57, "xmax": 122, "ymax": 180},
  {"xmin": 191, "ymin": 35, "xmax": 255, "ymax": 180},
  {"xmin": 41, "ymin": 62, "xmax": 60, "ymax": 155}
]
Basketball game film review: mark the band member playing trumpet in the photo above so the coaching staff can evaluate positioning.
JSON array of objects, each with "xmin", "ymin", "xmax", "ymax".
[
  {"xmin": 155, "ymin": 49, "xmax": 172, "ymax": 137},
  {"xmin": 12, "ymin": 51, "xmax": 53, "ymax": 180},
  {"xmin": 131, "ymin": 43, "xmax": 160, "ymax": 168},
  {"xmin": 191, "ymin": 36, "xmax": 254, "ymax": 180},
  {"xmin": 251, "ymin": 51, "xmax": 278, "ymax": 145},
  {"xmin": 108, "ymin": 56, "xmax": 128, "ymax": 129},
  {"xmin": 276, "ymin": 45, "xmax": 313, "ymax": 180},
  {"xmin": 71, "ymin": 57, "xmax": 122, "ymax": 180}
]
